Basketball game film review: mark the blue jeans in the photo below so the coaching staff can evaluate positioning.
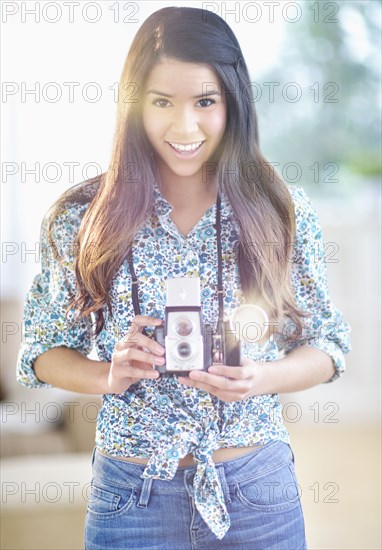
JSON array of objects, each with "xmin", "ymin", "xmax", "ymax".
[{"xmin": 84, "ymin": 440, "xmax": 307, "ymax": 550}]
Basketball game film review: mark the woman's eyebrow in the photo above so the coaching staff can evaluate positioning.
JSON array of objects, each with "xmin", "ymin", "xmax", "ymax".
[{"xmin": 145, "ymin": 89, "xmax": 221, "ymax": 99}]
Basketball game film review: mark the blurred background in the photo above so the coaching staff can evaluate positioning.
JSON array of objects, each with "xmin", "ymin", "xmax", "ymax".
[{"xmin": 1, "ymin": 1, "xmax": 381, "ymax": 548}]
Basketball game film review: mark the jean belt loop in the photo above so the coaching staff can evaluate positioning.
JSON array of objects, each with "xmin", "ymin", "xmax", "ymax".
[
  {"xmin": 183, "ymin": 469, "xmax": 195, "ymax": 498},
  {"xmin": 91, "ymin": 446, "xmax": 97, "ymax": 466},
  {"xmin": 288, "ymin": 444, "xmax": 296, "ymax": 464},
  {"xmin": 137, "ymin": 477, "xmax": 153, "ymax": 508},
  {"xmin": 217, "ymin": 463, "xmax": 231, "ymax": 504}
]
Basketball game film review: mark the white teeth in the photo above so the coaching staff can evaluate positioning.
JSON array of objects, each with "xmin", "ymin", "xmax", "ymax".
[{"xmin": 168, "ymin": 141, "xmax": 204, "ymax": 152}]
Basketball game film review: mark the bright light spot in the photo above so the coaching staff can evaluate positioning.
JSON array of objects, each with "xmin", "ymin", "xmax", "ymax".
[
  {"xmin": 230, "ymin": 304, "xmax": 270, "ymax": 344},
  {"xmin": 340, "ymin": 6, "xmax": 374, "ymax": 62}
]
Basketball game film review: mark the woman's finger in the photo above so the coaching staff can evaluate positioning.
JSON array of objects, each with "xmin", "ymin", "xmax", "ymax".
[
  {"xmin": 129, "ymin": 315, "xmax": 163, "ymax": 332},
  {"xmin": 114, "ymin": 347, "xmax": 165, "ymax": 368},
  {"xmin": 188, "ymin": 369, "xmax": 246, "ymax": 390},
  {"xmin": 208, "ymin": 363, "xmax": 253, "ymax": 379},
  {"xmin": 119, "ymin": 316, "xmax": 163, "ymax": 347},
  {"xmin": 121, "ymin": 364, "xmax": 160, "ymax": 379},
  {"xmin": 116, "ymin": 332, "xmax": 165, "ymax": 355}
]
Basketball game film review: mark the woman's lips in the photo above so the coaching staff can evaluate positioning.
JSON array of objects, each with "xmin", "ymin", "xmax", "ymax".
[{"xmin": 166, "ymin": 141, "xmax": 205, "ymax": 158}]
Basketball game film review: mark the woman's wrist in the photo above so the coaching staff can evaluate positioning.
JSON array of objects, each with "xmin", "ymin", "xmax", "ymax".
[
  {"xmin": 95, "ymin": 360, "xmax": 112, "ymax": 394},
  {"xmin": 249, "ymin": 360, "xmax": 280, "ymax": 396}
]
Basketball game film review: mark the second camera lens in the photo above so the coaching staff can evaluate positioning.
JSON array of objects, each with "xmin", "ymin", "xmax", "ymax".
[
  {"xmin": 175, "ymin": 317, "xmax": 193, "ymax": 336},
  {"xmin": 176, "ymin": 342, "xmax": 192, "ymax": 359}
]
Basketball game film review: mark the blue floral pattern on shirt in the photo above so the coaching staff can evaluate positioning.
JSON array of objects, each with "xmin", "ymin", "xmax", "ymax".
[{"xmin": 16, "ymin": 180, "xmax": 351, "ymax": 539}]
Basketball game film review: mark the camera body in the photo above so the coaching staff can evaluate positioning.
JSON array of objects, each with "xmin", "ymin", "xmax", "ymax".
[{"xmin": 154, "ymin": 277, "xmax": 240, "ymax": 377}]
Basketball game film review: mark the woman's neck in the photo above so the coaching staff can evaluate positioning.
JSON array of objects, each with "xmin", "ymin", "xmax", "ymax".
[{"xmin": 155, "ymin": 164, "xmax": 218, "ymax": 210}]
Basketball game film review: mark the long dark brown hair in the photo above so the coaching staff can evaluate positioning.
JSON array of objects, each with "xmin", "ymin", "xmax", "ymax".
[{"xmin": 48, "ymin": 6, "xmax": 308, "ymax": 340}]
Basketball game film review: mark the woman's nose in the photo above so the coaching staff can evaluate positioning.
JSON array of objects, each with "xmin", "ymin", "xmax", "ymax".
[{"xmin": 170, "ymin": 106, "xmax": 199, "ymax": 135}]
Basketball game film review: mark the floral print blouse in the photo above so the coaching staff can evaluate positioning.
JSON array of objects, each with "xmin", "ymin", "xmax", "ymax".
[{"xmin": 16, "ymin": 178, "xmax": 351, "ymax": 539}]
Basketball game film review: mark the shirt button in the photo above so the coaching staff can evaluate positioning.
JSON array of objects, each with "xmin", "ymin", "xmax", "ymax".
[{"xmin": 186, "ymin": 251, "xmax": 195, "ymax": 261}]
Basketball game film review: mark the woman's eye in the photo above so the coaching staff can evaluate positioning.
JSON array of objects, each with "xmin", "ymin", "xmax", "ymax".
[
  {"xmin": 153, "ymin": 98, "xmax": 170, "ymax": 108},
  {"xmin": 198, "ymin": 98, "xmax": 215, "ymax": 107}
]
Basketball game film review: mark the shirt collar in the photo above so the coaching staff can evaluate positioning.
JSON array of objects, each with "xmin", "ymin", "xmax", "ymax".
[
  {"xmin": 152, "ymin": 179, "xmax": 237, "ymax": 230},
  {"xmin": 152, "ymin": 179, "xmax": 172, "ymax": 219}
]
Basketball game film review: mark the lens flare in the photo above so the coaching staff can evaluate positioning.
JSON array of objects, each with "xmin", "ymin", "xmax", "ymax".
[{"xmin": 230, "ymin": 304, "xmax": 269, "ymax": 344}]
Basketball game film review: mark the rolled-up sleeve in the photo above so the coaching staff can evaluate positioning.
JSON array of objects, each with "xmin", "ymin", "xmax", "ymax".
[
  {"xmin": 16, "ymin": 204, "xmax": 94, "ymax": 389},
  {"xmin": 283, "ymin": 186, "xmax": 352, "ymax": 383}
]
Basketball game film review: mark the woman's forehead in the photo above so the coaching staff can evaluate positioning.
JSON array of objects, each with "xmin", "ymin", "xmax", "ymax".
[{"xmin": 143, "ymin": 59, "xmax": 222, "ymax": 94}]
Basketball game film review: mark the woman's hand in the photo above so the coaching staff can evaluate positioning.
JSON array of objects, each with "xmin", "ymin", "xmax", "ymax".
[
  {"xmin": 106, "ymin": 315, "xmax": 165, "ymax": 394},
  {"xmin": 178, "ymin": 358, "xmax": 265, "ymax": 402}
]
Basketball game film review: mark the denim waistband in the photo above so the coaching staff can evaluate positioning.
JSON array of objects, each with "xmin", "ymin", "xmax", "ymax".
[{"xmin": 91, "ymin": 439, "xmax": 294, "ymax": 495}]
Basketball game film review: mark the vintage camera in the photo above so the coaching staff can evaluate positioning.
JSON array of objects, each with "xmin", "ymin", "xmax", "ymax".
[{"xmin": 154, "ymin": 277, "xmax": 241, "ymax": 377}]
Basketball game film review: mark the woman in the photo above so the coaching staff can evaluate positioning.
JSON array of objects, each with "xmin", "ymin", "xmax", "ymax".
[{"xmin": 17, "ymin": 6, "xmax": 351, "ymax": 549}]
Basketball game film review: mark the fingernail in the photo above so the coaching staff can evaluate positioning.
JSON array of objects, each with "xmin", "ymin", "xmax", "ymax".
[
  {"xmin": 155, "ymin": 345, "xmax": 165, "ymax": 354},
  {"xmin": 155, "ymin": 357, "xmax": 165, "ymax": 365}
]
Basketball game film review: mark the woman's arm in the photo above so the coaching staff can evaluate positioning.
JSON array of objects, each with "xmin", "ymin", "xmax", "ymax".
[
  {"xmin": 34, "ymin": 347, "xmax": 111, "ymax": 394},
  {"xmin": 33, "ymin": 316, "xmax": 165, "ymax": 395},
  {"xmin": 254, "ymin": 344, "xmax": 335, "ymax": 394},
  {"xmin": 17, "ymin": 205, "xmax": 165, "ymax": 395},
  {"xmin": 281, "ymin": 185, "xmax": 351, "ymax": 382},
  {"xmin": 16, "ymin": 206, "xmax": 97, "ymax": 390}
]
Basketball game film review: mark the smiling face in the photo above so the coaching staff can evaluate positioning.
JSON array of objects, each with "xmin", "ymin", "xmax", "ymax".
[{"xmin": 141, "ymin": 58, "xmax": 227, "ymax": 187}]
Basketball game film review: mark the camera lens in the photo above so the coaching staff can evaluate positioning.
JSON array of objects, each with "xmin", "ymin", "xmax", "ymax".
[
  {"xmin": 175, "ymin": 317, "xmax": 193, "ymax": 336},
  {"xmin": 176, "ymin": 341, "xmax": 192, "ymax": 359}
]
